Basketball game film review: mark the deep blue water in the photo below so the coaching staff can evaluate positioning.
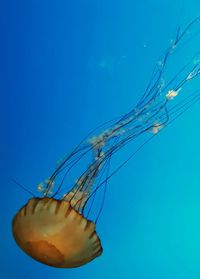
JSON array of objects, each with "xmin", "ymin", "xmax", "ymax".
[{"xmin": 1, "ymin": 0, "xmax": 200, "ymax": 278}]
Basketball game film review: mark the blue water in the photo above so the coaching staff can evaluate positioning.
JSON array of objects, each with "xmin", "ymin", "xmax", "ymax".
[{"xmin": 1, "ymin": 0, "xmax": 200, "ymax": 278}]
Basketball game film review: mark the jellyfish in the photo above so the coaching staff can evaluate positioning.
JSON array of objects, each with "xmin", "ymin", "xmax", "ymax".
[{"xmin": 12, "ymin": 17, "xmax": 200, "ymax": 268}]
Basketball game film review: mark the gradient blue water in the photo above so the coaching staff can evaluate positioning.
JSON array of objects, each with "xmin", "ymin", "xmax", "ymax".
[{"xmin": 1, "ymin": 1, "xmax": 200, "ymax": 278}]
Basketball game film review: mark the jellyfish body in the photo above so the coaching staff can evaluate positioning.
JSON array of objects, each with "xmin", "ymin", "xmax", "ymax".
[
  {"xmin": 12, "ymin": 198, "xmax": 102, "ymax": 268},
  {"xmin": 12, "ymin": 17, "xmax": 200, "ymax": 268}
]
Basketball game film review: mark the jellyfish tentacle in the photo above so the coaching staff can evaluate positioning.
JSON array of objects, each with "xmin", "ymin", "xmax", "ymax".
[{"xmin": 37, "ymin": 17, "xmax": 200, "ymax": 220}]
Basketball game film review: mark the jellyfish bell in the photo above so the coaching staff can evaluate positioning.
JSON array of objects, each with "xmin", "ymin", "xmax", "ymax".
[
  {"xmin": 12, "ymin": 197, "xmax": 102, "ymax": 268},
  {"xmin": 12, "ymin": 145, "xmax": 105, "ymax": 268}
]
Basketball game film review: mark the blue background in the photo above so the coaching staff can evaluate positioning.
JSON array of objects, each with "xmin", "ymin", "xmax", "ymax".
[{"xmin": 1, "ymin": 0, "xmax": 200, "ymax": 278}]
